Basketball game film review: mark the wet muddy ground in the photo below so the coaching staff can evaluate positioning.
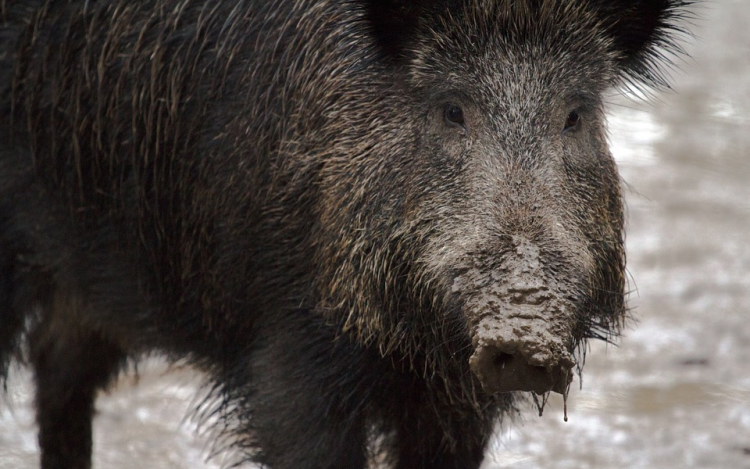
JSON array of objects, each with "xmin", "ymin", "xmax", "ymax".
[{"xmin": 2, "ymin": 1, "xmax": 749, "ymax": 468}]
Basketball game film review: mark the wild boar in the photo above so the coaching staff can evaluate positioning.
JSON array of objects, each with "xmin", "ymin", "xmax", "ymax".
[{"xmin": 0, "ymin": 0, "xmax": 692, "ymax": 468}]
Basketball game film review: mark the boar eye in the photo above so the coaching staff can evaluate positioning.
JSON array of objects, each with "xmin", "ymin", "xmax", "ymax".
[
  {"xmin": 563, "ymin": 110, "xmax": 581, "ymax": 134},
  {"xmin": 444, "ymin": 104, "xmax": 465, "ymax": 128}
]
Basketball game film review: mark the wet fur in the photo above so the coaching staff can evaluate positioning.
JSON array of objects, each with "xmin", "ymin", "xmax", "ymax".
[{"xmin": 1, "ymin": 1, "xmax": 691, "ymax": 468}]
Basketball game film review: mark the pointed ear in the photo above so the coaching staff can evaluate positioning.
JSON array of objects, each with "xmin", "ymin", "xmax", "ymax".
[
  {"xmin": 363, "ymin": 0, "xmax": 438, "ymax": 60},
  {"xmin": 591, "ymin": 0, "xmax": 694, "ymax": 88}
]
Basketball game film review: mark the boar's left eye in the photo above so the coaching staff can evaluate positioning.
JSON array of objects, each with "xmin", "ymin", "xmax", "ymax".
[
  {"xmin": 444, "ymin": 104, "xmax": 466, "ymax": 129},
  {"xmin": 562, "ymin": 110, "xmax": 581, "ymax": 134}
]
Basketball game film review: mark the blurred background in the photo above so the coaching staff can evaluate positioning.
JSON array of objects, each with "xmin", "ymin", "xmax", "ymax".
[{"xmin": 1, "ymin": 1, "xmax": 749, "ymax": 468}]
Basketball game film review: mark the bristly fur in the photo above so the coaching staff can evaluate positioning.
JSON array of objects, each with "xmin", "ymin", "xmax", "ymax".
[
  {"xmin": 588, "ymin": 0, "xmax": 697, "ymax": 91},
  {"xmin": 1, "ymin": 1, "xmax": 695, "ymax": 468},
  {"xmin": 365, "ymin": 0, "xmax": 696, "ymax": 90}
]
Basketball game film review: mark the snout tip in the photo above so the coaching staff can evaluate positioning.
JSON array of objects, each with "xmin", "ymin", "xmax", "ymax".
[{"xmin": 470, "ymin": 344, "xmax": 574, "ymax": 395}]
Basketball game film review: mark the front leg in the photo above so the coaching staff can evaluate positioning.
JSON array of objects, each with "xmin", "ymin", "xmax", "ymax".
[
  {"xmin": 395, "ymin": 414, "xmax": 491, "ymax": 469},
  {"xmin": 250, "ymin": 382, "xmax": 368, "ymax": 469},
  {"xmin": 241, "ymin": 311, "xmax": 371, "ymax": 469},
  {"xmin": 30, "ymin": 301, "xmax": 125, "ymax": 469},
  {"xmin": 383, "ymin": 377, "xmax": 497, "ymax": 469}
]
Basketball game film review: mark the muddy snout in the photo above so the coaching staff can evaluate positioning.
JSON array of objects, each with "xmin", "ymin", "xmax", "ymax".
[{"xmin": 469, "ymin": 304, "xmax": 576, "ymax": 395}]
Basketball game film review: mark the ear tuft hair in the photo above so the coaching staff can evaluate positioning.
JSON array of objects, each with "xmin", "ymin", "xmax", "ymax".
[{"xmin": 590, "ymin": 0, "xmax": 697, "ymax": 90}]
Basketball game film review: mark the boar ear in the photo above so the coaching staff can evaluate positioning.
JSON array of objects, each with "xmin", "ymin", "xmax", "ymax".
[
  {"xmin": 592, "ymin": 0, "xmax": 695, "ymax": 88},
  {"xmin": 363, "ymin": 0, "xmax": 442, "ymax": 60}
]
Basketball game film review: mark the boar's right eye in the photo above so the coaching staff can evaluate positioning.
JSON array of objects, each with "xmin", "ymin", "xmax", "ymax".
[{"xmin": 444, "ymin": 104, "xmax": 466, "ymax": 129}]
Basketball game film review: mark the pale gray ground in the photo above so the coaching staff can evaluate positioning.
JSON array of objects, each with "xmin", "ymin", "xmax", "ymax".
[{"xmin": 2, "ymin": 1, "xmax": 749, "ymax": 468}]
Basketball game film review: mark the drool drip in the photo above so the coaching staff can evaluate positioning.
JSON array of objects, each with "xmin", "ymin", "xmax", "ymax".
[
  {"xmin": 563, "ymin": 368, "xmax": 570, "ymax": 422},
  {"xmin": 532, "ymin": 368, "xmax": 572, "ymax": 422},
  {"xmin": 532, "ymin": 391, "xmax": 550, "ymax": 417}
]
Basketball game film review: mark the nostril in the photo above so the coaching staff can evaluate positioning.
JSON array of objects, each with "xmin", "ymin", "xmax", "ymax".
[{"xmin": 493, "ymin": 352, "xmax": 514, "ymax": 369}]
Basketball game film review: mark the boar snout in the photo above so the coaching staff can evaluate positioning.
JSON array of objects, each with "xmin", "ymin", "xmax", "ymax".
[
  {"xmin": 453, "ymin": 237, "xmax": 581, "ymax": 395},
  {"xmin": 468, "ymin": 296, "xmax": 576, "ymax": 396}
]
